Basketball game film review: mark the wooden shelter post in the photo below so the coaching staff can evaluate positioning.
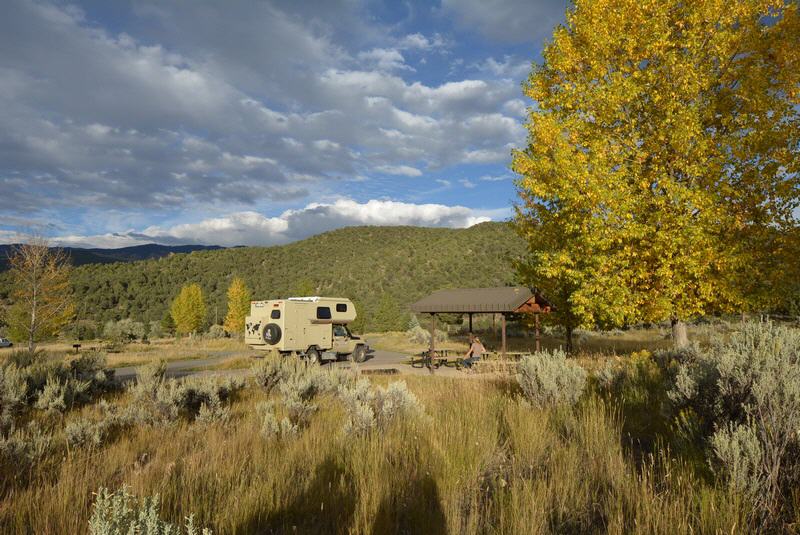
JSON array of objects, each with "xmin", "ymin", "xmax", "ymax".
[
  {"xmin": 468, "ymin": 313, "xmax": 473, "ymax": 333},
  {"xmin": 534, "ymin": 312, "xmax": 541, "ymax": 352},
  {"xmin": 429, "ymin": 313, "xmax": 436, "ymax": 373},
  {"xmin": 501, "ymin": 313, "xmax": 507, "ymax": 357}
]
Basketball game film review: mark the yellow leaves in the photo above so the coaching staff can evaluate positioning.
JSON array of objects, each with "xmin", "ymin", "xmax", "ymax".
[
  {"xmin": 171, "ymin": 283, "xmax": 207, "ymax": 335},
  {"xmin": 514, "ymin": 0, "xmax": 800, "ymax": 329}
]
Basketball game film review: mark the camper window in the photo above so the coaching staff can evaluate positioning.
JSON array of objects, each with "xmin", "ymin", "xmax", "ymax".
[
  {"xmin": 336, "ymin": 303, "xmax": 347, "ymax": 312},
  {"xmin": 271, "ymin": 310, "xmax": 281, "ymax": 319},
  {"xmin": 316, "ymin": 306, "xmax": 332, "ymax": 320}
]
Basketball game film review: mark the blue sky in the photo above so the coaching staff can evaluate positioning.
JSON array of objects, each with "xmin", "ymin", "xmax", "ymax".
[{"xmin": 0, "ymin": 0, "xmax": 568, "ymax": 247}]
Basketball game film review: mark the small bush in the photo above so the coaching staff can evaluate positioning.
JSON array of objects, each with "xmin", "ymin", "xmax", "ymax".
[
  {"xmin": 195, "ymin": 395, "xmax": 231, "ymax": 425},
  {"xmin": 0, "ymin": 422, "xmax": 54, "ymax": 491},
  {"xmin": 407, "ymin": 325, "xmax": 447, "ymax": 345},
  {"xmin": 34, "ymin": 375, "xmax": 90, "ymax": 413},
  {"xmin": 0, "ymin": 365, "xmax": 27, "ymax": 434},
  {"xmin": 593, "ymin": 351, "xmax": 673, "ymax": 448},
  {"xmin": 338, "ymin": 379, "xmax": 423, "ymax": 436},
  {"xmin": 258, "ymin": 402, "xmax": 298, "ymax": 441},
  {"xmin": 147, "ymin": 321, "xmax": 165, "ymax": 340},
  {"xmin": 63, "ymin": 319, "xmax": 98, "ymax": 341},
  {"xmin": 252, "ymin": 353, "xmax": 290, "ymax": 394},
  {"xmin": 1, "ymin": 349, "xmax": 114, "ymax": 414},
  {"xmin": 205, "ymin": 324, "xmax": 227, "ymax": 339},
  {"xmin": 88, "ymin": 486, "xmax": 212, "ymax": 535},
  {"xmin": 668, "ymin": 322, "xmax": 800, "ymax": 526},
  {"xmin": 103, "ymin": 319, "xmax": 145, "ymax": 343},
  {"xmin": 65, "ymin": 401, "xmax": 135, "ymax": 448},
  {"xmin": 129, "ymin": 362, "xmax": 243, "ymax": 424},
  {"xmin": 517, "ymin": 349, "xmax": 587, "ymax": 408},
  {"xmin": 711, "ymin": 422, "xmax": 765, "ymax": 502}
]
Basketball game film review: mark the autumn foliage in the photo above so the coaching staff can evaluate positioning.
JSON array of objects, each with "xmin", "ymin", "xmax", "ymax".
[
  {"xmin": 513, "ymin": 0, "xmax": 800, "ymax": 344},
  {"xmin": 223, "ymin": 277, "xmax": 251, "ymax": 336},
  {"xmin": 3, "ymin": 238, "xmax": 74, "ymax": 350},
  {"xmin": 170, "ymin": 283, "xmax": 207, "ymax": 336}
]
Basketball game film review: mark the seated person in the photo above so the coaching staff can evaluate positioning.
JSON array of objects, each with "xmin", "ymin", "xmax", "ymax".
[{"xmin": 463, "ymin": 334, "xmax": 486, "ymax": 368}]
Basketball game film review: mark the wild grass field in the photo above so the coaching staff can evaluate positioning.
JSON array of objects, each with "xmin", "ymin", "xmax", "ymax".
[{"xmin": 2, "ymin": 321, "xmax": 799, "ymax": 534}]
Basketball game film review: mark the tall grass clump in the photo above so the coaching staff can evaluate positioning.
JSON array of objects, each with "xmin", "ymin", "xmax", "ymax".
[
  {"xmin": 669, "ymin": 321, "xmax": 800, "ymax": 527},
  {"xmin": 593, "ymin": 350, "xmax": 675, "ymax": 453},
  {"xmin": 517, "ymin": 349, "xmax": 587, "ymax": 407},
  {"xmin": 89, "ymin": 486, "xmax": 211, "ymax": 535}
]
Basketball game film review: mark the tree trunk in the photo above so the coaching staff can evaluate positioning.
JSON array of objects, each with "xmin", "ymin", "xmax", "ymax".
[
  {"xmin": 671, "ymin": 318, "xmax": 689, "ymax": 349},
  {"xmin": 565, "ymin": 324, "xmax": 574, "ymax": 354}
]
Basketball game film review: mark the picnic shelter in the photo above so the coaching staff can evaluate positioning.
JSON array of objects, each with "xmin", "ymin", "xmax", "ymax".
[{"xmin": 409, "ymin": 286, "xmax": 552, "ymax": 360}]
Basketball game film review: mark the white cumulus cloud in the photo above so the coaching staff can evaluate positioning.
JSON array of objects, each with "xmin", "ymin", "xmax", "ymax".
[{"xmin": 15, "ymin": 198, "xmax": 496, "ymax": 248}]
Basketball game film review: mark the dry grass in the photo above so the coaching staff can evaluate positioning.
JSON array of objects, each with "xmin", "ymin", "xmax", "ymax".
[
  {"xmin": 365, "ymin": 331, "xmax": 470, "ymax": 355},
  {"xmin": 367, "ymin": 321, "xmax": 745, "ymax": 359},
  {"xmin": 0, "ymin": 337, "xmax": 251, "ymax": 370},
  {"xmin": 182, "ymin": 356, "xmax": 254, "ymax": 372},
  {"xmin": 0, "ymin": 374, "xmax": 749, "ymax": 534}
]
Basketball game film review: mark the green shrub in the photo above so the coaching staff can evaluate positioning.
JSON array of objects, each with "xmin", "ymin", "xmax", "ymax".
[
  {"xmin": 0, "ymin": 422, "xmax": 53, "ymax": 492},
  {"xmin": 710, "ymin": 422, "xmax": 765, "ymax": 502},
  {"xmin": 147, "ymin": 320, "xmax": 165, "ymax": 339},
  {"xmin": 63, "ymin": 319, "xmax": 98, "ymax": 341},
  {"xmin": 102, "ymin": 319, "xmax": 145, "ymax": 343},
  {"xmin": 34, "ymin": 375, "xmax": 90, "ymax": 413},
  {"xmin": 517, "ymin": 349, "xmax": 587, "ymax": 408},
  {"xmin": 257, "ymin": 401, "xmax": 297, "ymax": 441},
  {"xmin": 668, "ymin": 322, "xmax": 800, "ymax": 526},
  {"xmin": 65, "ymin": 401, "xmax": 135, "ymax": 448},
  {"xmin": 129, "ymin": 362, "xmax": 243, "ymax": 424},
  {"xmin": 0, "ymin": 364, "xmax": 27, "ymax": 434},
  {"xmin": 251, "ymin": 353, "xmax": 291, "ymax": 394},
  {"xmin": 338, "ymin": 379, "xmax": 423, "ymax": 436},
  {"xmin": 88, "ymin": 486, "xmax": 212, "ymax": 535},
  {"xmin": 1, "ymin": 349, "xmax": 114, "ymax": 415},
  {"xmin": 205, "ymin": 324, "xmax": 226, "ymax": 339},
  {"xmin": 407, "ymin": 325, "xmax": 447, "ymax": 345}
]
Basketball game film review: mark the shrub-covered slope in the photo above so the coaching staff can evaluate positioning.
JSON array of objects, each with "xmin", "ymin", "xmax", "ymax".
[
  {"xmin": 58, "ymin": 222, "xmax": 524, "ymax": 330},
  {"xmin": 0, "ymin": 244, "xmax": 222, "ymax": 270}
]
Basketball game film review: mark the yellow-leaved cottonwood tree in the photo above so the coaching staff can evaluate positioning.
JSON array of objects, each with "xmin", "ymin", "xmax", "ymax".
[
  {"xmin": 4, "ymin": 237, "xmax": 75, "ymax": 351},
  {"xmin": 224, "ymin": 276, "xmax": 251, "ymax": 336},
  {"xmin": 170, "ymin": 283, "xmax": 207, "ymax": 336},
  {"xmin": 514, "ymin": 0, "xmax": 800, "ymax": 349}
]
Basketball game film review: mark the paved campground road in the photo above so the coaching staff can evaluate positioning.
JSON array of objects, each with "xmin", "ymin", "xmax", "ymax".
[{"xmin": 112, "ymin": 342, "xmax": 464, "ymax": 382}]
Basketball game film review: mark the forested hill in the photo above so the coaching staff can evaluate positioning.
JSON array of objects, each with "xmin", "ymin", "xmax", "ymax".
[
  {"xmin": 0, "ymin": 243, "xmax": 222, "ymax": 270},
  {"xmin": 29, "ymin": 222, "xmax": 525, "ymax": 331}
]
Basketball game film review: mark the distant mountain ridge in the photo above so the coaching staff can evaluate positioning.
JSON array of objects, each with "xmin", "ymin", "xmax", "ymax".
[{"xmin": 0, "ymin": 243, "xmax": 223, "ymax": 270}]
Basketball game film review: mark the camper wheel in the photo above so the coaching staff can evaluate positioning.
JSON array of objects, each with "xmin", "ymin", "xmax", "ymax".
[
  {"xmin": 351, "ymin": 344, "xmax": 367, "ymax": 363},
  {"xmin": 305, "ymin": 347, "xmax": 321, "ymax": 365}
]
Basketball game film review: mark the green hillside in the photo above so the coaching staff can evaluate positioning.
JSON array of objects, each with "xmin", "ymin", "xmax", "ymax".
[{"xmin": 9, "ymin": 222, "xmax": 525, "ymax": 332}]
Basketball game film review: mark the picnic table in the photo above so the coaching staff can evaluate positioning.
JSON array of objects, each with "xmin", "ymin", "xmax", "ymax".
[
  {"xmin": 411, "ymin": 349, "xmax": 534, "ymax": 371},
  {"xmin": 410, "ymin": 349, "xmax": 465, "ymax": 370}
]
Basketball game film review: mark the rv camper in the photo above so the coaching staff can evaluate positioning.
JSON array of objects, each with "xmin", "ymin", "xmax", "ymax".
[{"xmin": 245, "ymin": 297, "xmax": 367, "ymax": 363}]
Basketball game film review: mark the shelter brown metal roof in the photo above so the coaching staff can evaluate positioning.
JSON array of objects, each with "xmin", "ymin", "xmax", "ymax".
[{"xmin": 410, "ymin": 286, "xmax": 550, "ymax": 314}]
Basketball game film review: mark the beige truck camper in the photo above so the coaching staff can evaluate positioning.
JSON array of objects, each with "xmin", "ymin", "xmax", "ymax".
[{"xmin": 245, "ymin": 297, "xmax": 368, "ymax": 363}]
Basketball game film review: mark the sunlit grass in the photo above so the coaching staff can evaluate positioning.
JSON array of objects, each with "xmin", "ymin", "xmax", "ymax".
[{"xmin": 0, "ymin": 375, "xmax": 747, "ymax": 534}]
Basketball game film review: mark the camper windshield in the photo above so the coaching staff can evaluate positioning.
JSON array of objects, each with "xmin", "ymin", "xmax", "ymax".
[{"xmin": 333, "ymin": 324, "xmax": 349, "ymax": 338}]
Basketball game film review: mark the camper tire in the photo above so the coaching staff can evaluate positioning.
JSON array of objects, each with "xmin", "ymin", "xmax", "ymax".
[
  {"xmin": 352, "ymin": 344, "xmax": 366, "ymax": 363},
  {"xmin": 305, "ymin": 347, "xmax": 321, "ymax": 365}
]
